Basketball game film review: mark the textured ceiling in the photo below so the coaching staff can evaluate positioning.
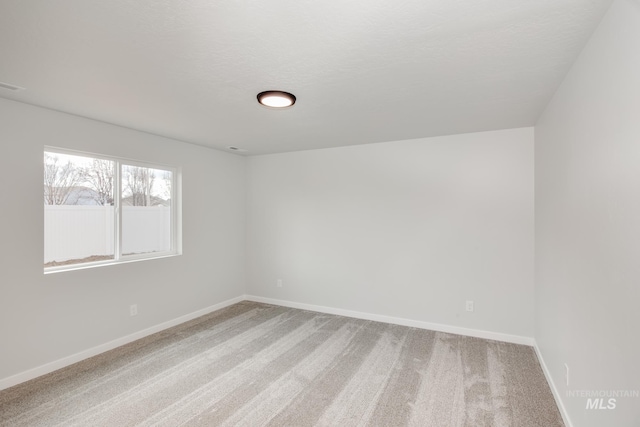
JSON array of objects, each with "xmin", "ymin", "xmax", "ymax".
[{"xmin": 0, "ymin": 0, "xmax": 612, "ymax": 155}]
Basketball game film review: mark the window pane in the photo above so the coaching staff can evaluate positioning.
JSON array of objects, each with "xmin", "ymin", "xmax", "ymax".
[
  {"xmin": 44, "ymin": 152, "xmax": 115, "ymax": 267},
  {"xmin": 121, "ymin": 165, "xmax": 172, "ymax": 256}
]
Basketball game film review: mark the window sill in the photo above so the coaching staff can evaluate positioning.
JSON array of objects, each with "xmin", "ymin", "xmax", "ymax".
[{"xmin": 43, "ymin": 252, "xmax": 181, "ymax": 275}]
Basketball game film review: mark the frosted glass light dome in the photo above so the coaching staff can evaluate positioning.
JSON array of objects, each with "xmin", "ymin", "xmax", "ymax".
[{"xmin": 257, "ymin": 91, "xmax": 296, "ymax": 108}]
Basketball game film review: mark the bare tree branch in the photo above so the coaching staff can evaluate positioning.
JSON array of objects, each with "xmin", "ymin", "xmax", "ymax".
[
  {"xmin": 161, "ymin": 170, "xmax": 172, "ymax": 201},
  {"xmin": 84, "ymin": 159, "xmax": 114, "ymax": 205},
  {"xmin": 44, "ymin": 153, "xmax": 85, "ymax": 205},
  {"xmin": 124, "ymin": 165, "xmax": 155, "ymax": 206}
]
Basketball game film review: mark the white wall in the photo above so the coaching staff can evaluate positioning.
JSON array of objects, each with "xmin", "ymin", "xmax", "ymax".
[
  {"xmin": 247, "ymin": 128, "xmax": 534, "ymax": 338},
  {"xmin": 0, "ymin": 98, "xmax": 246, "ymax": 383},
  {"xmin": 535, "ymin": 1, "xmax": 640, "ymax": 425}
]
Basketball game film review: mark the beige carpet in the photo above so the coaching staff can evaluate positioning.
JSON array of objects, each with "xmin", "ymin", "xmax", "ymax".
[{"xmin": 0, "ymin": 302, "xmax": 564, "ymax": 426}]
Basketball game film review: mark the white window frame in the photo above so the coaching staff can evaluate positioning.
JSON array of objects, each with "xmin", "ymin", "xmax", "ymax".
[{"xmin": 44, "ymin": 147, "xmax": 182, "ymax": 274}]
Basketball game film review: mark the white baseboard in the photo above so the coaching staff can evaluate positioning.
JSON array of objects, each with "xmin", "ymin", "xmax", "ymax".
[
  {"xmin": 533, "ymin": 342, "xmax": 573, "ymax": 427},
  {"xmin": 0, "ymin": 295, "xmax": 245, "ymax": 391},
  {"xmin": 0, "ymin": 294, "xmax": 537, "ymax": 392},
  {"xmin": 244, "ymin": 295, "xmax": 535, "ymax": 346}
]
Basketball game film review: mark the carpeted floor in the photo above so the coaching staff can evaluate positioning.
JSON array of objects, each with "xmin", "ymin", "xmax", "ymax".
[{"xmin": 0, "ymin": 302, "xmax": 564, "ymax": 426}]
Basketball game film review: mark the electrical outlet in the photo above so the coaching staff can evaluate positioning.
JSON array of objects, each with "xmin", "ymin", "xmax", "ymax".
[
  {"xmin": 465, "ymin": 300, "xmax": 474, "ymax": 312},
  {"xmin": 565, "ymin": 363, "xmax": 569, "ymax": 386},
  {"xmin": 130, "ymin": 304, "xmax": 138, "ymax": 316},
  {"xmin": 277, "ymin": 279, "xmax": 283, "ymax": 288}
]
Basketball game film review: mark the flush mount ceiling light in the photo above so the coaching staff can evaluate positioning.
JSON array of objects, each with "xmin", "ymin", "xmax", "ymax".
[{"xmin": 257, "ymin": 91, "xmax": 296, "ymax": 108}]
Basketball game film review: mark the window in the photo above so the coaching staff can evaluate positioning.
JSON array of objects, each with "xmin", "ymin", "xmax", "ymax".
[{"xmin": 44, "ymin": 148, "xmax": 180, "ymax": 272}]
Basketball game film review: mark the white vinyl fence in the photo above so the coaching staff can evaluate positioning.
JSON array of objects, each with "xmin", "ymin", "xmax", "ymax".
[{"xmin": 44, "ymin": 205, "xmax": 171, "ymax": 263}]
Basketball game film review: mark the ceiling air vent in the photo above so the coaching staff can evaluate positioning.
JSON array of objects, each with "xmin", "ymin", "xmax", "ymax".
[
  {"xmin": 0, "ymin": 81, "xmax": 25, "ymax": 91},
  {"xmin": 228, "ymin": 146, "xmax": 247, "ymax": 152}
]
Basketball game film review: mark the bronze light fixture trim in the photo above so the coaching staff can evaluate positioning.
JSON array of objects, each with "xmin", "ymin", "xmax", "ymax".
[{"xmin": 257, "ymin": 91, "xmax": 296, "ymax": 108}]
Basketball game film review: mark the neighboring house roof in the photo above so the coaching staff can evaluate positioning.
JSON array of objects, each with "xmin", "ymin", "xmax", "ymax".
[
  {"xmin": 44, "ymin": 186, "xmax": 103, "ymax": 205},
  {"xmin": 65, "ymin": 187, "xmax": 102, "ymax": 205},
  {"xmin": 45, "ymin": 186, "xmax": 170, "ymax": 206}
]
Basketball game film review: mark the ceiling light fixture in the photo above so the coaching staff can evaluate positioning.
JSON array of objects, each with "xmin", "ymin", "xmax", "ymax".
[{"xmin": 257, "ymin": 91, "xmax": 296, "ymax": 108}]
